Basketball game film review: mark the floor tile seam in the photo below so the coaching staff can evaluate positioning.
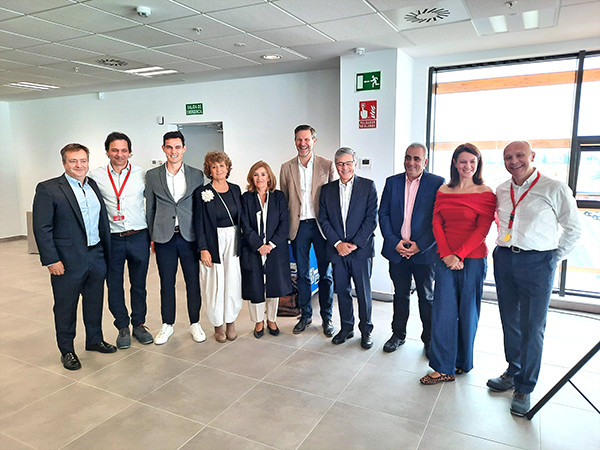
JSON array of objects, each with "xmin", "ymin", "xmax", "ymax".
[
  {"xmin": 539, "ymin": 360, "xmax": 600, "ymax": 375},
  {"xmin": 189, "ymin": 425, "xmax": 281, "ymax": 450},
  {"xmin": 193, "ymin": 361, "xmax": 266, "ymax": 382},
  {"xmin": 78, "ymin": 347, "xmax": 146, "ymax": 381},
  {"xmin": 255, "ymin": 345, "xmax": 305, "ymax": 382},
  {"xmin": 122, "ymin": 341, "xmax": 225, "ymax": 366},
  {"xmin": 0, "ymin": 380, "xmax": 77, "ymax": 423},
  {"xmin": 329, "ymin": 356, "xmax": 371, "ymax": 403},
  {"xmin": 362, "ymin": 358, "xmax": 428, "ymax": 377},
  {"xmin": 176, "ymin": 426, "xmax": 207, "ymax": 450},
  {"xmin": 416, "ymin": 423, "xmax": 529, "ymax": 450},
  {"xmin": 202, "ymin": 378, "xmax": 265, "ymax": 429},
  {"xmin": 131, "ymin": 361, "xmax": 205, "ymax": 402},
  {"xmin": 0, "ymin": 431, "xmax": 37, "ymax": 450}
]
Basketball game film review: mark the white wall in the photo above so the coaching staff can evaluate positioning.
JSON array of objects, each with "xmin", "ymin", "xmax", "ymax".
[
  {"xmin": 4, "ymin": 69, "xmax": 340, "ymax": 238},
  {"xmin": 340, "ymin": 48, "xmax": 414, "ymax": 297},
  {"xmin": 0, "ymin": 101, "xmax": 23, "ymax": 238}
]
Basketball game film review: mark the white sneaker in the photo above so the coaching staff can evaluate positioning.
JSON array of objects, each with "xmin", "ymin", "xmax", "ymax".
[
  {"xmin": 190, "ymin": 323, "xmax": 206, "ymax": 343},
  {"xmin": 155, "ymin": 324, "xmax": 174, "ymax": 345}
]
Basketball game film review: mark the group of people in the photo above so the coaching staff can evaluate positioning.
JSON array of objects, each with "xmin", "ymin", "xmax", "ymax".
[{"xmin": 32, "ymin": 124, "xmax": 580, "ymax": 418}]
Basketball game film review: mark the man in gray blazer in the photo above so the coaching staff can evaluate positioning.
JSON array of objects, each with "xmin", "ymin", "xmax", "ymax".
[
  {"xmin": 280, "ymin": 125, "xmax": 337, "ymax": 335},
  {"xmin": 145, "ymin": 131, "xmax": 205, "ymax": 345}
]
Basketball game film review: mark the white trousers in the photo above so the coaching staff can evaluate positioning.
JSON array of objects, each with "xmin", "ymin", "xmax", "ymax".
[
  {"xmin": 248, "ymin": 298, "xmax": 279, "ymax": 323},
  {"xmin": 200, "ymin": 226, "xmax": 242, "ymax": 326}
]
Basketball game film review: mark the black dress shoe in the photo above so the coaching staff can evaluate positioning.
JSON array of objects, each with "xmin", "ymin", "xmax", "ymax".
[
  {"xmin": 332, "ymin": 330, "xmax": 354, "ymax": 345},
  {"xmin": 361, "ymin": 334, "xmax": 374, "ymax": 349},
  {"xmin": 323, "ymin": 320, "xmax": 335, "ymax": 337},
  {"xmin": 85, "ymin": 341, "xmax": 117, "ymax": 353},
  {"xmin": 383, "ymin": 334, "xmax": 406, "ymax": 353},
  {"xmin": 267, "ymin": 322, "xmax": 280, "ymax": 336},
  {"xmin": 253, "ymin": 328, "xmax": 264, "ymax": 339},
  {"xmin": 293, "ymin": 318, "xmax": 312, "ymax": 334},
  {"xmin": 61, "ymin": 352, "xmax": 81, "ymax": 370}
]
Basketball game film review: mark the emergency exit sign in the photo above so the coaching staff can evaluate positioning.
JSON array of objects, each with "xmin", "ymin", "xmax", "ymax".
[
  {"xmin": 186, "ymin": 103, "xmax": 203, "ymax": 115},
  {"xmin": 356, "ymin": 71, "xmax": 381, "ymax": 91}
]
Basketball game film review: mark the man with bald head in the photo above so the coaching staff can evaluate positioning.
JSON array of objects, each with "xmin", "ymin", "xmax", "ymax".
[{"xmin": 487, "ymin": 141, "xmax": 581, "ymax": 416}]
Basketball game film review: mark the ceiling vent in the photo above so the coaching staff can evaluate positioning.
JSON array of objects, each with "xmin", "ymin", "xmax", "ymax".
[
  {"xmin": 95, "ymin": 58, "xmax": 129, "ymax": 68},
  {"xmin": 404, "ymin": 8, "xmax": 451, "ymax": 24}
]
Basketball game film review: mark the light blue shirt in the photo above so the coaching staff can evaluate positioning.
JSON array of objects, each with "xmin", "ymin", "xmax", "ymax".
[{"xmin": 65, "ymin": 174, "xmax": 101, "ymax": 246}]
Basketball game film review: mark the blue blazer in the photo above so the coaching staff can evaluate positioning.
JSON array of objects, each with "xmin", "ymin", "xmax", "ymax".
[
  {"xmin": 318, "ymin": 176, "xmax": 378, "ymax": 264},
  {"xmin": 379, "ymin": 171, "xmax": 444, "ymax": 265},
  {"xmin": 32, "ymin": 174, "xmax": 110, "ymax": 271}
]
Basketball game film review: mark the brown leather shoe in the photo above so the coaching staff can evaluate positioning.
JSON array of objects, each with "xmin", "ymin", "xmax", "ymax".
[
  {"xmin": 226, "ymin": 322, "xmax": 237, "ymax": 341},
  {"xmin": 214, "ymin": 325, "xmax": 227, "ymax": 343}
]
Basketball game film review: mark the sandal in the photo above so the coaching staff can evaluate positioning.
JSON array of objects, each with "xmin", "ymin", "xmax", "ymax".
[{"xmin": 420, "ymin": 372, "xmax": 456, "ymax": 385}]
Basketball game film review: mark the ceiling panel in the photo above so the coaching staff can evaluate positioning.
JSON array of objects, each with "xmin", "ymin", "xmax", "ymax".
[
  {"xmin": 254, "ymin": 25, "xmax": 334, "ymax": 47},
  {"xmin": 103, "ymin": 25, "xmax": 190, "ymax": 47},
  {"xmin": 161, "ymin": 59, "xmax": 217, "ymax": 73},
  {"xmin": 0, "ymin": 30, "xmax": 48, "ymax": 49},
  {"xmin": 207, "ymin": 3, "xmax": 303, "ymax": 32},
  {"xmin": 33, "ymin": 3, "xmax": 140, "ymax": 34},
  {"xmin": 85, "ymin": 0, "xmax": 196, "ymax": 23},
  {"xmin": 0, "ymin": 58, "xmax": 30, "ymax": 70},
  {"xmin": 60, "ymin": 35, "xmax": 143, "ymax": 54},
  {"xmin": 153, "ymin": 42, "xmax": 227, "ymax": 60},
  {"xmin": 149, "ymin": 14, "xmax": 240, "ymax": 40},
  {"xmin": 0, "ymin": 15, "xmax": 89, "ymax": 41},
  {"xmin": 238, "ymin": 47, "xmax": 307, "ymax": 63},
  {"xmin": 23, "ymin": 43, "xmax": 102, "ymax": 60},
  {"xmin": 175, "ymin": 0, "xmax": 267, "ymax": 14},
  {"xmin": 111, "ymin": 48, "xmax": 187, "ymax": 65},
  {"xmin": 197, "ymin": 54, "xmax": 260, "ymax": 69},
  {"xmin": 200, "ymin": 33, "xmax": 279, "ymax": 54},
  {"xmin": 463, "ymin": 0, "xmax": 560, "ymax": 19},
  {"xmin": 0, "ymin": 8, "xmax": 21, "ymax": 21},
  {"xmin": 0, "ymin": 49, "xmax": 63, "ymax": 65},
  {"xmin": 402, "ymin": 19, "xmax": 477, "ymax": 45},
  {"xmin": 0, "ymin": 0, "xmax": 75, "ymax": 15},
  {"xmin": 275, "ymin": 0, "xmax": 374, "ymax": 23},
  {"xmin": 312, "ymin": 14, "xmax": 394, "ymax": 40}
]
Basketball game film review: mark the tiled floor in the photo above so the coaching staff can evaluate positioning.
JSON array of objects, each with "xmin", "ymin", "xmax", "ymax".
[{"xmin": 0, "ymin": 238, "xmax": 599, "ymax": 450}]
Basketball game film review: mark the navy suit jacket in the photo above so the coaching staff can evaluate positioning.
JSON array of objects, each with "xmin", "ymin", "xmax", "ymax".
[
  {"xmin": 379, "ymin": 171, "xmax": 444, "ymax": 265},
  {"xmin": 32, "ymin": 174, "xmax": 110, "ymax": 272},
  {"xmin": 318, "ymin": 176, "xmax": 378, "ymax": 264}
]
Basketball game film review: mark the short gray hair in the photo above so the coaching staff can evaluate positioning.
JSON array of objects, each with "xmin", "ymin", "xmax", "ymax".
[
  {"xmin": 406, "ymin": 142, "xmax": 428, "ymax": 159},
  {"xmin": 334, "ymin": 147, "xmax": 356, "ymax": 162}
]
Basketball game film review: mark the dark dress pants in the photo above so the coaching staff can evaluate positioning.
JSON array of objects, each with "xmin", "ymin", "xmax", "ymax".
[
  {"xmin": 332, "ymin": 256, "xmax": 374, "ymax": 335},
  {"xmin": 493, "ymin": 246, "xmax": 557, "ymax": 394},
  {"xmin": 107, "ymin": 229, "xmax": 150, "ymax": 329},
  {"xmin": 388, "ymin": 258, "xmax": 434, "ymax": 346},
  {"xmin": 51, "ymin": 245, "xmax": 106, "ymax": 355},
  {"xmin": 154, "ymin": 233, "xmax": 201, "ymax": 325},
  {"xmin": 291, "ymin": 219, "xmax": 334, "ymax": 321}
]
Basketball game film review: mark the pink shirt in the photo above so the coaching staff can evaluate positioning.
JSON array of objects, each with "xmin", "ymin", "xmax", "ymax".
[{"xmin": 401, "ymin": 173, "xmax": 422, "ymax": 240}]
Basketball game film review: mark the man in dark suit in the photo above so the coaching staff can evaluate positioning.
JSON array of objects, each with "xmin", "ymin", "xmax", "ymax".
[
  {"xmin": 379, "ymin": 143, "xmax": 444, "ymax": 354},
  {"xmin": 319, "ymin": 147, "xmax": 378, "ymax": 349},
  {"xmin": 145, "ymin": 131, "xmax": 205, "ymax": 345},
  {"xmin": 33, "ymin": 143, "xmax": 116, "ymax": 371}
]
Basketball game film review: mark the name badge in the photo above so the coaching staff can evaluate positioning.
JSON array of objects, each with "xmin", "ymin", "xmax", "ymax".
[{"xmin": 113, "ymin": 215, "xmax": 125, "ymax": 222}]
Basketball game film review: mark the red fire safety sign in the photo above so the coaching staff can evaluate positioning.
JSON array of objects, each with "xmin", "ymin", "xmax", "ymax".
[{"xmin": 359, "ymin": 100, "xmax": 377, "ymax": 129}]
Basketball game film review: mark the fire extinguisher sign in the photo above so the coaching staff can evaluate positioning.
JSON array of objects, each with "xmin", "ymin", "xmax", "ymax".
[{"xmin": 359, "ymin": 100, "xmax": 377, "ymax": 129}]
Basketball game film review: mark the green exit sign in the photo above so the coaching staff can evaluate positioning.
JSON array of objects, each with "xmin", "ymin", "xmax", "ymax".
[
  {"xmin": 186, "ymin": 103, "xmax": 203, "ymax": 115},
  {"xmin": 356, "ymin": 71, "xmax": 381, "ymax": 91}
]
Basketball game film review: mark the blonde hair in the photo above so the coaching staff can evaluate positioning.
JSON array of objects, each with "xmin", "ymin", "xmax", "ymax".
[{"xmin": 246, "ymin": 160, "xmax": 277, "ymax": 193}]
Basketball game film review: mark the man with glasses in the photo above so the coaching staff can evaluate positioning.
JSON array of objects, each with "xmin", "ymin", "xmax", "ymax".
[
  {"xmin": 379, "ymin": 143, "xmax": 444, "ymax": 356},
  {"xmin": 319, "ymin": 147, "xmax": 378, "ymax": 349},
  {"xmin": 280, "ymin": 125, "xmax": 337, "ymax": 336},
  {"xmin": 33, "ymin": 143, "xmax": 116, "ymax": 370}
]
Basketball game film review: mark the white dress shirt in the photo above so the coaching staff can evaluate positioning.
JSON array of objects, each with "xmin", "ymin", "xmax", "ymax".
[
  {"xmin": 496, "ymin": 169, "xmax": 581, "ymax": 261},
  {"xmin": 298, "ymin": 154, "xmax": 315, "ymax": 220},
  {"xmin": 166, "ymin": 164, "xmax": 187, "ymax": 227},
  {"xmin": 333, "ymin": 176, "xmax": 355, "ymax": 248},
  {"xmin": 65, "ymin": 174, "xmax": 101, "ymax": 246},
  {"xmin": 89, "ymin": 163, "xmax": 147, "ymax": 233}
]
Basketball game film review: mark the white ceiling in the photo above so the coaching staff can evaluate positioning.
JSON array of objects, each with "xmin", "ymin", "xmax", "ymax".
[{"xmin": 0, "ymin": 0, "xmax": 599, "ymax": 101}]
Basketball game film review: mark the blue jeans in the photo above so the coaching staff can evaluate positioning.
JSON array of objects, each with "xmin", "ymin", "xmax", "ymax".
[
  {"xmin": 107, "ymin": 229, "xmax": 150, "ymax": 329},
  {"xmin": 429, "ymin": 257, "xmax": 486, "ymax": 375},
  {"xmin": 493, "ymin": 246, "xmax": 557, "ymax": 394},
  {"xmin": 291, "ymin": 219, "xmax": 333, "ymax": 321}
]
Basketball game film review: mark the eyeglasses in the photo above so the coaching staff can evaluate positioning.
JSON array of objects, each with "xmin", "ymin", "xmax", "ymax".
[{"xmin": 335, "ymin": 160, "xmax": 355, "ymax": 168}]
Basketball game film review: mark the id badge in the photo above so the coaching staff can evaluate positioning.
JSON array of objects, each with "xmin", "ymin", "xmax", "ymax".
[{"xmin": 113, "ymin": 215, "xmax": 125, "ymax": 222}]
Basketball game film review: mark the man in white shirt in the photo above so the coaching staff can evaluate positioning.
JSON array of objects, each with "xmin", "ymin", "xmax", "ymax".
[
  {"xmin": 89, "ymin": 132, "xmax": 153, "ymax": 349},
  {"xmin": 279, "ymin": 125, "xmax": 337, "ymax": 335},
  {"xmin": 487, "ymin": 140, "xmax": 581, "ymax": 417}
]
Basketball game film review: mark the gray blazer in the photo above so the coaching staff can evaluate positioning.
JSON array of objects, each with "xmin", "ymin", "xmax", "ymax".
[{"xmin": 145, "ymin": 163, "xmax": 204, "ymax": 243}]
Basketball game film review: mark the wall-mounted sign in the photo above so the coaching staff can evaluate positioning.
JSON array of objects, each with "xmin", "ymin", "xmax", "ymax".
[
  {"xmin": 186, "ymin": 103, "xmax": 203, "ymax": 115},
  {"xmin": 359, "ymin": 100, "xmax": 377, "ymax": 129},
  {"xmin": 356, "ymin": 71, "xmax": 380, "ymax": 91}
]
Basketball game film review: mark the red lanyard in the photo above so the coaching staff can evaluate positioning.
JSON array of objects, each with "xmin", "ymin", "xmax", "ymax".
[
  {"xmin": 107, "ymin": 164, "xmax": 132, "ymax": 212},
  {"xmin": 508, "ymin": 172, "xmax": 541, "ymax": 231}
]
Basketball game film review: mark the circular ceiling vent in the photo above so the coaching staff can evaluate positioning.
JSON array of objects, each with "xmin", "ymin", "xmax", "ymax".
[
  {"xmin": 404, "ymin": 8, "xmax": 450, "ymax": 24},
  {"xmin": 95, "ymin": 58, "xmax": 129, "ymax": 67}
]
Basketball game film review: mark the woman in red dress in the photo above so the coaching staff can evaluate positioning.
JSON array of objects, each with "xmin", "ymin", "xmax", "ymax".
[{"xmin": 420, "ymin": 143, "xmax": 496, "ymax": 384}]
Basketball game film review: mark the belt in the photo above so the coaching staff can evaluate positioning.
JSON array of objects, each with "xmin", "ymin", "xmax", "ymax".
[
  {"xmin": 300, "ymin": 218, "xmax": 316, "ymax": 223},
  {"xmin": 174, "ymin": 226, "xmax": 180, "ymax": 233},
  {"xmin": 87, "ymin": 242, "xmax": 101, "ymax": 250},
  {"xmin": 113, "ymin": 229, "xmax": 142, "ymax": 238},
  {"xmin": 508, "ymin": 246, "xmax": 533, "ymax": 253}
]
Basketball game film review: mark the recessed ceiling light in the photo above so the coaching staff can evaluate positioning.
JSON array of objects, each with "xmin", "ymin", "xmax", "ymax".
[
  {"xmin": 522, "ymin": 10, "xmax": 539, "ymax": 29},
  {"xmin": 489, "ymin": 15, "xmax": 508, "ymax": 33},
  {"xmin": 124, "ymin": 66, "xmax": 164, "ymax": 74},
  {"xmin": 261, "ymin": 54, "xmax": 282, "ymax": 60},
  {"xmin": 5, "ymin": 82, "xmax": 60, "ymax": 90},
  {"xmin": 234, "ymin": 42, "xmax": 246, "ymax": 47}
]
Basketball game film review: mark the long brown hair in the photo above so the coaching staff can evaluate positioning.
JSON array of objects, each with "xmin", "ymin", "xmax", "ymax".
[{"xmin": 448, "ymin": 143, "xmax": 484, "ymax": 188}]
